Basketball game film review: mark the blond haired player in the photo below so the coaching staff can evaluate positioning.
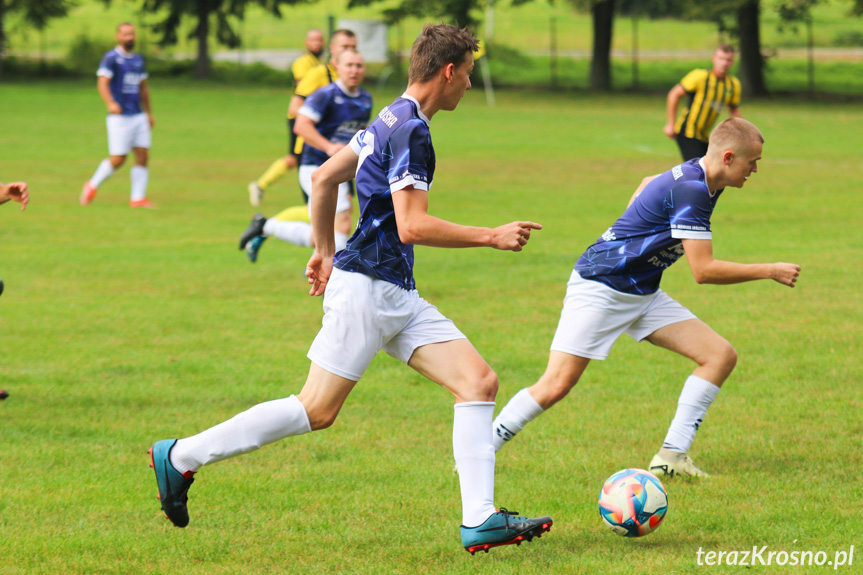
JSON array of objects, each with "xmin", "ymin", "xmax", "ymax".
[{"xmin": 492, "ymin": 118, "xmax": 800, "ymax": 478}]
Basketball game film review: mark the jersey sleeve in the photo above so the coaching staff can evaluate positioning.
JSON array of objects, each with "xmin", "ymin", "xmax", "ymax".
[
  {"xmin": 679, "ymin": 69, "xmax": 707, "ymax": 93},
  {"xmin": 387, "ymin": 120, "xmax": 432, "ymax": 193},
  {"xmin": 729, "ymin": 77, "xmax": 742, "ymax": 107},
  {"xmin": 97, "ymin": 51, "xmax": 115, "ymax": 78},
  {"xmin": 297, "ymin": 87, "xmax": 329, "ymax": 123},
  {"xmin": 666, "ymin": 181, "xmax": 714, "ymax": 240}
]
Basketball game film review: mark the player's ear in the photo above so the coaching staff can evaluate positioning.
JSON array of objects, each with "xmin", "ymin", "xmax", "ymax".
[
  {"xmin": 723, "ymin": 150, "xmax": 734, "ymax": 166},
  {"xmin": 443, "ymin": 62, "xmax": 455, "ymax": 83}
]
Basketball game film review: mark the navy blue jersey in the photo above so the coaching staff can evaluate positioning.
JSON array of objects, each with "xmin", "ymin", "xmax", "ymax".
[
  {"xmin": 333, "ymin": 95, "xmax": 434, "ymax": 290},
  {"xmin": 298, "ymin": 81, "xmax": 373, "ymax": 167},
  {"xmin": 97, "ymin": 48, "xmax": 148, "ymax": 115},
  {"xmin": 576, "ymin": 158, "xmax": 722, "ymax": 295}
]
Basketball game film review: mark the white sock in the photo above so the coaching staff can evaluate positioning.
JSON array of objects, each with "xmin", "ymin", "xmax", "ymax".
[
  {"xmin": 662, "ymin": 375, "xmax": 721, "ymax": 454},
  {"xmin": 169, "ymin": 395, "xmax": 312, "ymax": 473},
  {"xmin": 453, "ymin": 401, "xmax": 497, "ymax": 528},
  {"xmin": 491, "ymin": 388, "xmax": 544, "ymax": 452},
  {"xmin": 130, "ymin": 165, "xmax": 148, "ymax": 201},
  {"xmin": 264, "ymin": 219, "xmax": 313, "ymax": 247},
  {"xmin": 90, "ymin": 159, "xmax": 115, "ymax": 189},
  {"xmin": 335, "ymin": 232, "xmax": 348, "ymax": 252}
]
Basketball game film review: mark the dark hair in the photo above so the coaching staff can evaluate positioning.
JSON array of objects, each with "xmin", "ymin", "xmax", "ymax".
[
  {"xmin": 408, "ymin": 24, "xmax": 478, "ymax": 84},
  {"xmin": 716, "ymin": 44, "xmax": 735, "ymax": 55}
]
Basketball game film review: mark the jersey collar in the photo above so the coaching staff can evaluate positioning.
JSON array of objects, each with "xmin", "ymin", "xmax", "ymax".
[
  {"xmin": 115, "ymin": 45, "xmax": 135, "ymax": 58},
  {"xmin": 400, "ymin": 93, "xmax": 430, "ymax": 126},
  {"xmin": 335, "ymin": 79, "xmax": 360, "ymax": 97}
]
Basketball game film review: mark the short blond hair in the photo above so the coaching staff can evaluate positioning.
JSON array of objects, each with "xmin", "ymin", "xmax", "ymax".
[{"xmin": 708, "ymin": 118, "xmax": 764, "ymax": 155}]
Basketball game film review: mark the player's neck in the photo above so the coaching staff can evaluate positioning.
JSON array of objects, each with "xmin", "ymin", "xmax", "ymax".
[
  {"xmin": 702, "ymin": 156, "xmax": 727, "ymax": 193},
  {"xmin": 116, "ymin": 45, "xmax": 135, "ymax": 57},
  {"xmin": 403, "ymin": 84, "xmax": 441, "ymax": 120}
]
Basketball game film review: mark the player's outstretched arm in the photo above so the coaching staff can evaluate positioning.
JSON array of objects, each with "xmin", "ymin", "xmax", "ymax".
[
  {"xmin": 0, "ymin": 182, "xmax": 29, "ymax": 211},
  {"xmin": 664, "ymin": 84, "xmax": 686, "ymax": 139},
  {"xmin": 305, "ymin": 145, "xmax": 359, "ymax": 296},
  {"xmin": 682, "ymin": 238, "xmax": 801, "ymax": 287},
  {"xmin": 392, "ymin": 187, "xmax": 541, "ymax": 251}
]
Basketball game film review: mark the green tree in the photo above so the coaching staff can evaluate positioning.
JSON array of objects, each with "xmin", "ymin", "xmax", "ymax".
[
  {"xmin": 0, "ymin": 0, "xmax": 75, "ymax": 75},
  {"xmin": 140, "ymin": 0, "xmax": 308, "ymax": 79},
  {"xmin": 347, "ymin": 0, "xmax": 482, "ymax": 30}
]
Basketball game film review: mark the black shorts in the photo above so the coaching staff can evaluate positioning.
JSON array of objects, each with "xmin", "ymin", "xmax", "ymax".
[
  {"xmin": 675, "ymin": 133, "xmax": 709, "ymax": 162},
  {"xmin": 287, "ymin": 118, "xmax": 301, "ymax": 158}
]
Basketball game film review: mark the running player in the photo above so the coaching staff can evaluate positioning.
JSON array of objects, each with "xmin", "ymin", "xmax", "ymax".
[
  {"xmin": 150, "ymin": 24, "xmax": 552, "ymax": 554},
  {"xmin": 81, "ymin": 23, "xmax": 155, "ymax": 208},
  {"xmin": 247, "ymin": 29, "xmax": 356, "ymax": 206},
  {"xmin": 664, "ymin": 45, "xmax": 742, "ymax": 161},
  {"xmin": 240, "ymin": 49, "xmax": 372, "ymax": 262},
  {"xmin": 492, "ymin": 118, "xmax": 800, "ymax": 478}
]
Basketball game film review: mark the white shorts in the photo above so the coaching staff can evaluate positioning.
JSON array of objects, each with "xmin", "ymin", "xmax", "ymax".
[
  {"xmin": 299, "ymin": 164, "xmax": 352, "ymax": 214},
  {"xmin": 307, "ymin": 268, "xmax": 466, "ymax": 381},
  {"xmin": 106, "ymin": 113, "xmax": 151, "ymax": 156},
  {"xmin": 550, "ymin": 271, "xmax": 697, "ymax": 360}
]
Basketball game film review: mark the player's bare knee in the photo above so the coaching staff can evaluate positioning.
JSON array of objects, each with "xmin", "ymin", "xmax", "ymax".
[
  {"xmin": 110, "ymin": 156, "xmax": 127, "ymax": 168},
  {"xmin": 460, "ymin": 367, "xmax": 498, "ymax": 402},
  {"xmin": 306, "ymin": 405, "xmax": 339, "ymax": 431}
]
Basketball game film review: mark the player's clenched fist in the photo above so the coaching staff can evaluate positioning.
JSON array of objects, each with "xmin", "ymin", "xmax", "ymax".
[{"xmin": 772, "ymin": 262, "xmax": 801, "ymax": 287}]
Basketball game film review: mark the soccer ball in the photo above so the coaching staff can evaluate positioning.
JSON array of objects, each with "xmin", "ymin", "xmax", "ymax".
[{"xmin": 598, "ymin": 468, "xmax": 668, "ymax": 537}]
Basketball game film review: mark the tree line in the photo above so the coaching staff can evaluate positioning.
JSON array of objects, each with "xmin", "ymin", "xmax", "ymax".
[{"xmin": 2, "ymin": 0, "xmax": 861, "ymax": 93}]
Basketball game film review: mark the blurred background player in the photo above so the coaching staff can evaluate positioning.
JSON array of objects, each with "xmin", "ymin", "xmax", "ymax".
[
  {"xmin": 492, "ymin": 118, "xmax": 800, "ymax": 478},
  {"xmin": 247, "ymin": 29, "xmax": 356, "ymax": 207},
  {"xmin": 150, "ymin": 24, "xmax": 552, "ymax": 554},
  {"xmin": 664, "ymin": 45, "xmax": 742, "ymax": 161},
  {"xmin": 239, "ymin": 49, "xmax": 372, "ymax": 262},
  {"xmin": 81, "ymin": 23, "xmax": 155, "ymax": 209},
  {"xmin": 247, "ymin": 29, "xmax": 324, "ymax": 207}
]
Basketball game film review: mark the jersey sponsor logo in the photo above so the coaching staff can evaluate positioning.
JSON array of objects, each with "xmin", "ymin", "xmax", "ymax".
[
  {"xmin": 672, "ymin": 165, "xmax": 684, "ymax": 180},
  {"xmin": 601, "ymin": 227, "xmax": 616, "ymax": 242},
  {"xmin": 671, "ymin": 223, "xmax": 707, "ymax": 232},
  {"xmin": 379, "ymin": 106, "xmax": 398, "ymax": 128}
]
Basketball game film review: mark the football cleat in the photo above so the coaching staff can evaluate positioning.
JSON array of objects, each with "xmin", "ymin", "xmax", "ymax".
[
  {"xmin": 149, "ymin": 439, "xmax": 195, "ymax": 527},
  {"xmin": 239, "ymin": 213, "xmax": 267, "ymax": 250},
  {"xmin": 130, "ymin": 199, "xmax": 157, "ymax": 209},
  {"xmin": 245, "ymin": 235, "xmax": 267, "ymax": 263},
  {"xmin": 248, "ymin": 182, "xmax": 264, "ymax": 207},
  {"xmin": 461, "ymin": 508, "xmax": 552, "ymax": 555},
  {"xmin": 80, "ymin": 182, "xmax": 97, "ymax": 206},
  {"xmin": 649, "ymin": 450, "xmax": 709, "ymax": 478}
]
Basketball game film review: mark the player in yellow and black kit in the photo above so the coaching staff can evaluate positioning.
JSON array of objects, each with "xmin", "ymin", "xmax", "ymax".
[
  {"xmin": 664, "ymin": 45, "xmax": 742, "ymax": 161},
  {"xmin": 248, "ymin": 29, "xmax": 357, "ymax": 207}
]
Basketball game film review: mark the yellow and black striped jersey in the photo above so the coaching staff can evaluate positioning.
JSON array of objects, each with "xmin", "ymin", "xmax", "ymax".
[{"xmin": 675, "ymin": 69, "xmax": 741, "ymax": 142}]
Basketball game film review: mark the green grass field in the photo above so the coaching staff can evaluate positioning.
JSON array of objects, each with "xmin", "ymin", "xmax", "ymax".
[{"xmin": 1, "ymin": 80, "xmax": 861, "ymax": 574}]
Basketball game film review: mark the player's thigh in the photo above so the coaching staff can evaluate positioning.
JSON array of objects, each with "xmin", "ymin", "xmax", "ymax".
[
  {"xmin": 644, "ymin": 318, "xmax": 733, "ymax": 366},
  {"xmin": 408, "ymin": 339, "xmax": 497, "ymax": 403},
  {"xmin": 551, "ymin": 271, "xmax": 647, "ymax": 360},
  {"xmin": 130, "ymin": 113, "xmax": 151, "ymax": 151},
  {"xmin": 106, "ymin": 114, "xmax": 133, "ymax": 156}
]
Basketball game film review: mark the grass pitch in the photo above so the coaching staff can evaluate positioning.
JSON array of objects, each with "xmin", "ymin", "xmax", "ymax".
[{"xmin": 0, "ymin": 80, "xmax": 861, "ymax": 574}]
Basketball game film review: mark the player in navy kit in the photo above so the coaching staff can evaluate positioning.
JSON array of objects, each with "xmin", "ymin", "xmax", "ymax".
[
  {"xmin": 81, "ymin": 23, "xmax": 155, "ymax": 208},
  {"xmin": 149, "ymin": 25, "xmax": 552, "ymax": 554},
  {"xmin": 491, "ymin": 118, "xmax": 801, "ymax": 478},
  {"xmin": 239, "ymin": 49, "xmax": 372, "ymax": 261}
]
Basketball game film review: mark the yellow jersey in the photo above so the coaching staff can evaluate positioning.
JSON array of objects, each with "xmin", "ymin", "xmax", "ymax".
[
  {"xmin": 291, "ymin": 52, "xmax": 321, "ymax": 85},
  {"xmin": 675, "ymin": 69, "xmax": 741, "ymax": 142}
]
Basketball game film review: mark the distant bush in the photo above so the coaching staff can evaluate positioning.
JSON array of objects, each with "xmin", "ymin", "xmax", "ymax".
[{"xmin": 66, "ymin": 34, "xmax": 114, "ymax": 74}]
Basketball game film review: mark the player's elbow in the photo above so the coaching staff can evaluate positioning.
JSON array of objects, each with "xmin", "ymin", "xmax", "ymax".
[
  {"xmin": 690, "ymin": 269, "xmax": 711, "ymax": 285},
  {"xmin": 397, "ymin": 225, "xmax": 421, "ymax": 245}
]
